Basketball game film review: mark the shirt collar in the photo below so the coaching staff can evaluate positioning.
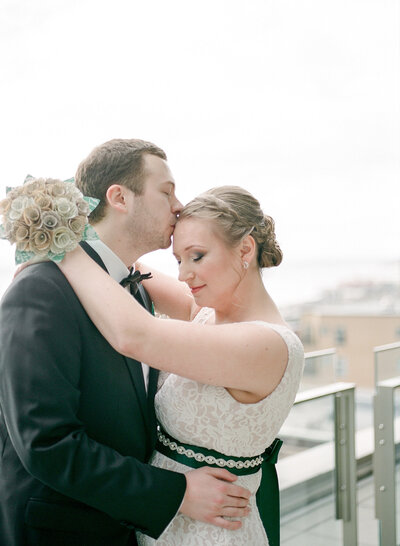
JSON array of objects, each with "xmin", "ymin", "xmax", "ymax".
[{"xmin": 86, "ymin": 240, "xmax": 131, "ymax": 283}]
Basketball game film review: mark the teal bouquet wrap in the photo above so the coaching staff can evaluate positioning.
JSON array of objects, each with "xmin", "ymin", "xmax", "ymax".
[{"xmin": 0, "ymin": 175, "xmax": 99, "ymax": 264}]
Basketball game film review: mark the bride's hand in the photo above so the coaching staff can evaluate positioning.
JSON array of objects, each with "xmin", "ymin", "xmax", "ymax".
[{"xmin": 13, "ymin": 256, "xmax": 50, "ymax": 279}]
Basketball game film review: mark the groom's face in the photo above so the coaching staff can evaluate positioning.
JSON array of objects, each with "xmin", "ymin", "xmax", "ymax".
[{"xmin": 127, "ymin": 154, "xmax": 183, "ymax": 252}]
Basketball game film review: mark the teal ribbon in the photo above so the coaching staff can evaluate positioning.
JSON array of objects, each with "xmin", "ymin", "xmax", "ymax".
[
  {"xmin": 156, "ymin": 426, "xmax": 282, "ymax": 545},
  {"xmin": 256, "ymin": 438, "xmax": 282, "ymax": 546}
]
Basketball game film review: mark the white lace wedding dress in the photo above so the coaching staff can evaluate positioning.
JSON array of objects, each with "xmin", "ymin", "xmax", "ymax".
[{"xmin": 137, "ymin": 307, "xmax": 304, "ymax": 546}]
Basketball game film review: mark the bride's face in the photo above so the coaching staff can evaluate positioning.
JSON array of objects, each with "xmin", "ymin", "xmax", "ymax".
[{"xmin": 173, "ymin": 217, "xmax": 243, "ymax": 308}]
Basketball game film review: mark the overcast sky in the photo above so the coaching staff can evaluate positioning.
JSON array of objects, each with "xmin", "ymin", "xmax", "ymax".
[{"xmin": 1, "ymin": 0, "xmax": 399, "ymax": 300}]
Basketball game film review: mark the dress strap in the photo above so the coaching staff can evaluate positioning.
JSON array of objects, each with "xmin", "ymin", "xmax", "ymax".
[{"xmin": 192, "ymin": 306, "xmax": 214, "ymax": 324}]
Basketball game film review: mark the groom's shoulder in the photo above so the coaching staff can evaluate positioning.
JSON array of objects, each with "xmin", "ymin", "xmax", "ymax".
[{"xmin": 1, "ymin": 261, "xmax": 71, "ymax": 305}]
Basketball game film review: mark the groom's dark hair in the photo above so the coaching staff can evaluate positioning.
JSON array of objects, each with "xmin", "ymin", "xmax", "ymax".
[{"xmin": 75, "ymin": 138, "xmax": 167, "ymax": 223}]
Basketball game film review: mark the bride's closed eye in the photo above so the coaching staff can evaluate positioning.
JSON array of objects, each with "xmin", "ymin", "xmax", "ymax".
[{"xmin": 174, "ymin": 253, "xmax": 204, "ymax": 266}]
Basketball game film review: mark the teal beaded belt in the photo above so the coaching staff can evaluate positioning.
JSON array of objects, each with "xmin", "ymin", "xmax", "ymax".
[{"xmin": 156, "ymin": 425, "xmax": 282, "ymax": 476}]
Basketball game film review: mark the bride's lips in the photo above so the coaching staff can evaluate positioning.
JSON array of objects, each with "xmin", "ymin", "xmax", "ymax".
[{"xmin": 190, "ymin": 285, "xmax": 206, "ymax": 295}]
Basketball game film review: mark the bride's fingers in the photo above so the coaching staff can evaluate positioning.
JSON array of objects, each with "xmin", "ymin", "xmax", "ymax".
[
  {"xmin": 13, "ymin": 257, "xmax": 49, "ymax": 279},
  {"xmin": 13, "ymin": 263, "xmax": 28, "ymax": 278}
]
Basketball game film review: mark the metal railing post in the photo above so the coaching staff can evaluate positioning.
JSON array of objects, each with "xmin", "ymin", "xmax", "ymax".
[
  {"xmin": 373, "ymin": 342, "xmax": 400, "ymax": 546},
  {"xmin": 374, "ymin": 381, "xmax": 397, "ymax": 546},
  {"xmin": 293, "ymin": 378, "xmax": 358, "ymax": 545},
  {"xmin": 334, "ymin": 388, "xmax": 358, "ymax": 546}
]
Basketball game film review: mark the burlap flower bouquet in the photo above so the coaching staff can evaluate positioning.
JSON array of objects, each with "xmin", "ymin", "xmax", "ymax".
[{"xmin": 0, "ymin": 175, "xmax": 99, "ymax": 264}]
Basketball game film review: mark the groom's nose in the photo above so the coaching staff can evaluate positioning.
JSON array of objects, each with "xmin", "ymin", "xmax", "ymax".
[{"xmin": 171, "ymin": 195, "xmax": 183, "ymax": 215}]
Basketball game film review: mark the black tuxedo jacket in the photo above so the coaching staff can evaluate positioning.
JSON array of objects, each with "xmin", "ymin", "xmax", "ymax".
[{"xmin": 0, "ymin": 243, "xmax": 186, "ymax": 546}]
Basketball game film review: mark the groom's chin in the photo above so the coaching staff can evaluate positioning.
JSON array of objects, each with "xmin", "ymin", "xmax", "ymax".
[{"xmin": 160, "ymin": 237, "xmax": 173, "ymax": 250}]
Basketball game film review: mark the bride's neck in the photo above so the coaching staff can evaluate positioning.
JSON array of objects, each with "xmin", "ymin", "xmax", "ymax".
[{"xmin": 214, "ymin": 274, "xmax": 278, "ymax": 325}]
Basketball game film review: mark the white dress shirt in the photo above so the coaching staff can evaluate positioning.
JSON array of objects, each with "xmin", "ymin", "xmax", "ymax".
[{"xmin": 86, "ymin": 240, "xmax": 149, "ymax": 391}]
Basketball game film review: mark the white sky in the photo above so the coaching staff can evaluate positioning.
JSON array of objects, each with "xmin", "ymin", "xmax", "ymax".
[{"xmin": 1, "ymin": 0, "xmax": 399, "ymax": 293}]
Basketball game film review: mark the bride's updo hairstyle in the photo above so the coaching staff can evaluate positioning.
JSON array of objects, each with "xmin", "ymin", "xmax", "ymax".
[{"xmin": 179, "ymin": 186, "xmax": 283, "ymax": 268}]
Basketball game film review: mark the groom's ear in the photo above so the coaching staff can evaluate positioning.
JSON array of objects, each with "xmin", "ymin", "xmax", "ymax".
[{"xmin": 105, "ymin": 184, "xmax": 130, "ymax": 213}]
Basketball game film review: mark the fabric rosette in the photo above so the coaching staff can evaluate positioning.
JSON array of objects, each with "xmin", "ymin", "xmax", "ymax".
[{"xmin": 0, "ymin": 175, "xmax": 100, "ymax": 264}]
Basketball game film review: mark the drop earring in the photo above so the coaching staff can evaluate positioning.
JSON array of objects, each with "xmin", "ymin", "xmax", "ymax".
[{"xmin": 243, "ymin": 261, "xmax": 249, "ymax": 270}]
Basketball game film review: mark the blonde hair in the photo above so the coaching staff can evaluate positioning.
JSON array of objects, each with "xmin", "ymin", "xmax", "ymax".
[{"xmin": 179, "ymin": 186, "xmax": 282, "ymax": 268}]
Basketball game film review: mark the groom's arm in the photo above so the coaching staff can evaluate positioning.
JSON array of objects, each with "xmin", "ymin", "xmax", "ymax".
[{"xmin": 0, "ymin": 264, "xmax": 185, "ymax": 538}]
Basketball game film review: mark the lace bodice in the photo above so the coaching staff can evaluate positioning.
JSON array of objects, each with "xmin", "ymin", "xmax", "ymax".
[{"xmin": 137, "ymin": 307, "xmax": 304, "ymax": 545}]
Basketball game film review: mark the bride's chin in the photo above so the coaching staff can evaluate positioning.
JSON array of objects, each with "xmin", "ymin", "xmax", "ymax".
[
  {"xmin": 193, "ymin": 294, "xmax": 217, "ymax": 310},
  {"xmin": 193, "ymin": 293, "xmax": 207, "ymax": 306}
]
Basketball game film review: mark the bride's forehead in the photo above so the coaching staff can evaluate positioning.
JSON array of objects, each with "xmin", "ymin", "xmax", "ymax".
[
  {"xmin": 173, "ymin": 218, "xmax": 217, "ymax": 246},
  {"xmin": 175, "ymin": 217, "xmax": 209, "ymax": 236}
]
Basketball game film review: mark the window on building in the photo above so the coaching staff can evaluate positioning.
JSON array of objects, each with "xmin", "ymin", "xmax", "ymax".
[
  {"xmin": 335, "ymin": 326, "xmax": 346, "ymax": 345},
  {"xmin": 320, "ymin": 326, "xmax": 329, "ymax": 337},
  {"xmin": 302, "ymin": 326, "xmax": 313, "ymax": 345}
]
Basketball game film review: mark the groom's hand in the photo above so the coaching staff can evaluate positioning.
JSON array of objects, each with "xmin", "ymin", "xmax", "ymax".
[{"xmin": 180, "ymin": 467, "xmax": 251, "ymax": 530}]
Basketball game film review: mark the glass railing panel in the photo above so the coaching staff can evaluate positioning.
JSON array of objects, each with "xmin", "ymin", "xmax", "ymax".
[
  {"xmin": 280, "ymin": 394, "xmax": 343, "ymax": 545},
  {"xmin": 299, "ymin": 348, "xmax": 336, "ymax": 391},
  {"xmin": 374, "ymin": 342, "xmax": 400, "ymax": 384},
  {"xmin": 280, "ymin": 391, "xmax": 334, "ymax": 457},
  {"xmin": 279, "ymin": 384, "xmax": 357, "ymax": 545}
]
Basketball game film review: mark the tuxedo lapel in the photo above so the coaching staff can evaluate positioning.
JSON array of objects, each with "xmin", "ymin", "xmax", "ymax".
[
  {"xmin": 124, "ymin": 357, "xmax": 148, "ymax": 426},
  {"xmin": 146, "ymin": 367, "xmax": 159, "ymax": 452},
  {"xmin": 80, "ymin": 241, "xmax": 149, "ymax": 427},
  {"xmin": 80, "ymin": 241, "xmax": 107, "ymax": 271},
  {"xmin": 136, "ymin": 283, "xmax": 160, "ymax": 447}
]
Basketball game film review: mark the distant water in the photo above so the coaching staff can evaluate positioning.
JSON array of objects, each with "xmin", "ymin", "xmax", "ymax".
[
  {"xmin": 1, "ymin": 252, "xmax": 399, "ymax": 308},
  {"xmin": 263, "ymin": 258, "xmax": 400, "ymax": 307}
]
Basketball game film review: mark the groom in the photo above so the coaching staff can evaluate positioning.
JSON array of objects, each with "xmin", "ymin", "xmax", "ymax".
[{"xmin": 0, "ymin": 139, "xmax": 250, "ymax": 546}]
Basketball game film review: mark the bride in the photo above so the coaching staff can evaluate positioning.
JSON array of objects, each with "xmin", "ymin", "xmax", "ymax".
[{"xmin": 57, "ymin": 185, "xmax": 304, "ymax": 546}]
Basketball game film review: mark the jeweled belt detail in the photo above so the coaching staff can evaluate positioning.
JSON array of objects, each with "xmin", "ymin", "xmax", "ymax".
[{"xmin": 157, "ymin": 428, "xmax": 264, "ymax": 470}]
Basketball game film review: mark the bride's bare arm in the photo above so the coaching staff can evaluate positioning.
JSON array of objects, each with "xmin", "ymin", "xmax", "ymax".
[
  {"xmin": 59, "ymin": 247, "xmax": 288, "ymax": 398},
  {"xmin": 135, "ymin": 262, "xmax": 199, "ymax": 321}
]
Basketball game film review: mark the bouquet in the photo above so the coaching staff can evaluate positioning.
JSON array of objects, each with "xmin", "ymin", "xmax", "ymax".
[{"xmin": 0, "ymin": 175, "xmax": 99, "ymax": 264}]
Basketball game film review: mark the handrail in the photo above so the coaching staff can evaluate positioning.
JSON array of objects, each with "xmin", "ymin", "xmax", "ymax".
[
  {"xmin": 374, "ymin": 341, "xmax": 400, "ymax": 353},
  {"xmin": 304, "ymin": 347, "xmax": 336, "ymax": 358},
  {"xmin": 295, "ymin": 382, "xmax": 355, "ymax": 405}
]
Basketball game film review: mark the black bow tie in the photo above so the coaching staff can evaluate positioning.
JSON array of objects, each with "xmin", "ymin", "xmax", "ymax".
[{"xmin": 120, "ymin": 269, "xmax": 152, "ymax": 295}]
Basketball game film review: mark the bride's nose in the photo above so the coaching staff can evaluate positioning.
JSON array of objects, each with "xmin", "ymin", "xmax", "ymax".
[{"xmin": 178, "ymin": 263, "xmax": 194, "ymax": 283}]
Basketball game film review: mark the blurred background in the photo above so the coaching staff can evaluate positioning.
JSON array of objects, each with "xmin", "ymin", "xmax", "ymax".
[
  {"xmin": 1, "ymin": 0, "xmax": 399, "ymax": 306},
  {"xmin": 1, "ymin": 0, "xmax": 399, "ymax": 389},
  {"xmin": 1, "ymin": 2, "xmax": 400, "ymax": 542}
]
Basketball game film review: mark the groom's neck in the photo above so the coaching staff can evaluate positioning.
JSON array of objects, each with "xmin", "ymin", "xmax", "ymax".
[{"xmin": 91, "ymin": 220, "xmax": 141, "ymax": 268}]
